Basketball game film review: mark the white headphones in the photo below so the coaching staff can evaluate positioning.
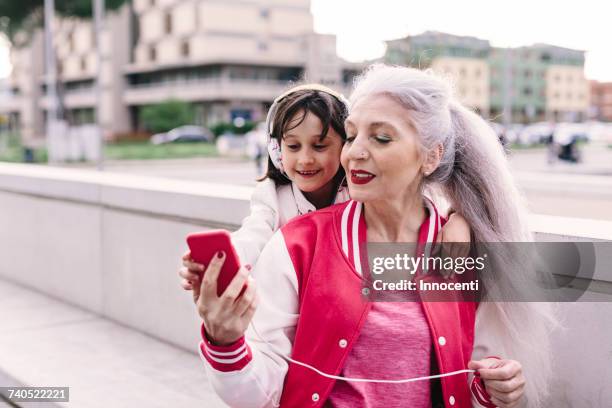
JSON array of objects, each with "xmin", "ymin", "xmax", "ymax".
[{"xmin": 265, "ymin": 84, "xmax": 350, "ymax": 175}]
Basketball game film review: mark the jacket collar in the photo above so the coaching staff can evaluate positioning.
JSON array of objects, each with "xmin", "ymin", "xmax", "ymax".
[
  {"xmin": 338, "ymin": 198, "xmax": 441, "ymax": 276},
  {"xmin": 290, "ymin": 182, "xmax": 350, "ymax": 216}
]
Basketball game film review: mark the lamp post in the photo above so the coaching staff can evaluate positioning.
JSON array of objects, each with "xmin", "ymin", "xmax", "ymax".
[
  {"xmin": 93, "ymin": 0, "xmax": 105, "ymax": 170},
  {"xmin": 44, "ymin": 0, "xmax": 59, "ymax": 163}
]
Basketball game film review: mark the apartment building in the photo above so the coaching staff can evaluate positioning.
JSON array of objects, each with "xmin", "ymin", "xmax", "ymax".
[
  {"xmin": 385, "ymin": 31, "xmax": 491, "ymax": 116},
  {"xmin": 386, "ymin": 32, "xmax": 590, "ymax": 124},
  {"xmin": 1, "ymin": 0, "xmax": 354, "ymax": 141},
  {"xmin": 590, "ymin": 80, "xmax": 612, "ymax": 121}
]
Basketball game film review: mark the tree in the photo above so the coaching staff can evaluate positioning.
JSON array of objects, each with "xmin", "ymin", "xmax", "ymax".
[
  {"xmin": 0, "ymin": 0, "xmax": 129, "ymax": 130},
  {"xmin": 140, "ymin": 100, "xmax": 195, "ymax": 134},
  {"xmin": 0, "ymin": 0, "xmax": 127, "ymax": 45}
]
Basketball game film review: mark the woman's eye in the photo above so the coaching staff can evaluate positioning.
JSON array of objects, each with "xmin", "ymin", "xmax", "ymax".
[
  {"xmin": 314, "ymin": 144, "xmax": 328, "ymax": 150},
  {"xmin": 345, "ymin": 136, "xmax": 356, "ymax": 143},
  {"xmin": 374, "ymin": 134, "xmax": 392, "ymax": 144}
]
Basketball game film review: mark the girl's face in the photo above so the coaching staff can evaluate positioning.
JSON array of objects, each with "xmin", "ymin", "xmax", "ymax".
[{"xmin": 281, "ymin": 110, "xmax": 344, "ymax": 203}]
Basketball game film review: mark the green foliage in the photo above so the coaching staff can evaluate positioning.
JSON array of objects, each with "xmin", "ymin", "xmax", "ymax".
[
  {"xmin": 0, "ymin": 131, "xmax": 48, "ymax": 163},
  {"xmin": 104, "ymin": 141, "xmax": 218, "ymax": 160},
  {"xmin": 0, "ymin": 0, "xmax": 127, "ymax": 44},
  {"xmin": 139, "ymin": 100, "xmax": 195, "ymax": 134},
  {"xmin": 210, "ymin": 121, "xmax": 256, "ymax": 137}
]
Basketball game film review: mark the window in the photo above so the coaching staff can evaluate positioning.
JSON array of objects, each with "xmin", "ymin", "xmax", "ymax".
[
  {"xmin": 523, "ymin": 87, "xmax": 532, "ymax": 96},
  {"xmin": 524, "ymin": 69, "xmax": 531, "ymax": 79},
  {"xmin": 80, "ymin": 57, "xmax": 87, "ymax": 71},
  {"xmin": 474, "ymin": 68, "xmax": 481, "ymax": 78},
  {"xmin": 181, "ymin": 41, "xmax": 190, "ymax": 58},
  {"xmin": 149, "ymin": 46, "xmax": 156, "ymax": 62},
  {"xmin": 165, "ymin": 13, "xmax": 172, "ymax": 34},
  {"xmin": 260, "ymin": 8, "xmax": 269, "ymax": 18},
  {"xmin": 258, "ymin": 41, "xmax": 268, "ymax": 51},
  {"xmin": 68, "ymin": 32, "xmax": 74, "ymax": 53}
]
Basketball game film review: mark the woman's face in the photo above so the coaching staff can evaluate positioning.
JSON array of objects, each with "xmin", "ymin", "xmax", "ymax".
[
  {"xmin": 281, "ymin": 110, "xmax": 344, "ymax": 196},
  {"xmin": 341, "ymin": 94, "xmax": 426, "ymax": 203}
]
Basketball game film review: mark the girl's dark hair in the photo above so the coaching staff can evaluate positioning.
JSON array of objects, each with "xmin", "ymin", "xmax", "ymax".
[{"xmin": 260, "ymin": 89, "xmax": 348, "ymax": 186}]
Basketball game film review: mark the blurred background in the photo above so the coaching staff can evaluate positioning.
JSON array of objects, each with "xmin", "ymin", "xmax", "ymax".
[
  {"xmin": 0, "ymin": 0, "xmax": 611, "ymax": 220},
  {"xmin": 0, "ymin": 1, "xmax": 611, "ymax": 407}
]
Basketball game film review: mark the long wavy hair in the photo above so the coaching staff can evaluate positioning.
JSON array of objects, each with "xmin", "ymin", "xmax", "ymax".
[{"xmin": 350, "ymin": 64, "xmax": 558, "ymax": 407}]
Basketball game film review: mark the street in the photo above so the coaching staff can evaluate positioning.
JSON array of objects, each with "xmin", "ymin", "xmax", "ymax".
[{"xmin": 58, "ymin": 143, "xmax": 612, "ymax": 221}]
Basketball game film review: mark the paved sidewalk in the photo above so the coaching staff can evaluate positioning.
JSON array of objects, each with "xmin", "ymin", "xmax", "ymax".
[{"xmin": 0, "ymin": 279, "xmax": 227, "ymax": 408}]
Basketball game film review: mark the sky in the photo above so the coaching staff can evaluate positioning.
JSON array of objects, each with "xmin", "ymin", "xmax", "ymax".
[
  {"xmin": 311, "ymin": 0, "xmax": 612, "ymax": 81},
  {"xmin": 1, "ymin": 0, "xmax": 611, "ymax": 81}
]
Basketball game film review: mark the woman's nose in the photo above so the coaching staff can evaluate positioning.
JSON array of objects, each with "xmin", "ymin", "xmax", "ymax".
[{"xmin": 346, "ymin": 139, "xmax": 369, "ymax": 160}]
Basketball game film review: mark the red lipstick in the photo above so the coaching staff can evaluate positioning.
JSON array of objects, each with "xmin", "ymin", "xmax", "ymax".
[{"xmin": 350, "ymin": 170, "xmax": 376, "ymax": 185}]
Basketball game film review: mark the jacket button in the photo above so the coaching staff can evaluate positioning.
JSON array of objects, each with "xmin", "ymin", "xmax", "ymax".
[
  {"xmin": 438, "ymin": 336, "xmax": 446, "ymax": 346},
  {"xmin": 449, "ymin": 395, "xmax": 455, "ymax": 405},
  {"xmin": 312, "ymin": 393, "xmax": 320, "ymax": 402},
  {"xmin": 339, "ymin": 339, "xmax": 348, "ymax": 348}
]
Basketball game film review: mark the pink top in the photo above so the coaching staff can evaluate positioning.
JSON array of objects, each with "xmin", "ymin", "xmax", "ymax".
[{"xmin": 327, "ymin": 298, "xmax": 433, "ymax": 408}]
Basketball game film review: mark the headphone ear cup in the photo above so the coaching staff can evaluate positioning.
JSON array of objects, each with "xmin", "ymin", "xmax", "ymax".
[{"xmin": 267, "ymin": 138, "xmax": 284, "ymax": 174}]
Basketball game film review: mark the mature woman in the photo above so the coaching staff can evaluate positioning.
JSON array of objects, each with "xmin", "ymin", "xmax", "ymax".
[{"xmin": 195, "ymin": 65, "xmax": 555, "ymax": 408}]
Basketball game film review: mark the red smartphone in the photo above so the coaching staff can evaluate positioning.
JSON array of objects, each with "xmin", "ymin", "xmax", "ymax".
[{"xmin": 186, "ymin": 230, "xmax": 242, "ymax": 297}]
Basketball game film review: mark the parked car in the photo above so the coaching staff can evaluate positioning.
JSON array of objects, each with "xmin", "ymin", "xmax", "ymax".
[
  {"xmin": 150, "ymin": 125, "xmax": 213, "ymax": 144},
  {"xmin": 517, "ymin": 122, "xmax": 554, "ymax": 145}
]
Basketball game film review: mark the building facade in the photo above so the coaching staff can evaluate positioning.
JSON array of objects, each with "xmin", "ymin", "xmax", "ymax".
[
  {"xmin": 386, "ymin": 31, "xmax": 491, "ymax": 116},
  {"xmin": 1, "ymin": 0, "xmax": 356, "ymax": 142},
  {"xmin": 590, "ymin": 81, "xmax": 612, "ymax": 122},
  {"xmin": 386, "ymin": 32, "xmax": 590, "ymax": 124}
]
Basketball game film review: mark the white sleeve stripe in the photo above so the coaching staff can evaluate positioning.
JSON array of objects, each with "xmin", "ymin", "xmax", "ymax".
[
  {"xmin": 205, "ymin": 349, "xmax": 250, "ymax": 364},
  {"xmin": 352, "ymin": 201, "xmax": 363, "ymax": 276},
  {"xmin": 205, "ymin": 343, "xmax": 247, "ymax": 357},
  {"xmin": 341, "ymin": 200, "xmax": 354, "ymax": 258}
]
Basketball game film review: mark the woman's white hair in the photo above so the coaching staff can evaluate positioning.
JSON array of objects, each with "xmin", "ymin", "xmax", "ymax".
[{"xmin": 350, "ymin": 64, "xmax": 558, "ymax": 407}]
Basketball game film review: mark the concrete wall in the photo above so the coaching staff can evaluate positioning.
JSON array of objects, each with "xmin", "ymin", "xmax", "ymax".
[{"xmin": 0, "ymin": 162, "xmax": 610, "ymax": 407}]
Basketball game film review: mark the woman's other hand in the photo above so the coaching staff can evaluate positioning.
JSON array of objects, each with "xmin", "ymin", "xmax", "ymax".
[
  {"xmin": 197, "ymin": 251, "xmax": 258, "ymax": 346},
  {"xmin": 468, "ymin": 358, "xmax": 526, "ymax": 408}
]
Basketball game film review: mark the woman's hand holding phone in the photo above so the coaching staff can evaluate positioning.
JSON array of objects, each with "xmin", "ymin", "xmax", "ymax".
[
  {"xmin": 179, "ymin": 250, "xmax": 205, "ymax": 303},
  {"xmin": 195, "ymin": 251, "xmax": 258, "ymax": 346}
]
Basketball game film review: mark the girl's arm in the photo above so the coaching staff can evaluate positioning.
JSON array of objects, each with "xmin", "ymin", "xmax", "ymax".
[
  {"xmin": 178, "ymin": 180, "xmax": 280, "ymax": 295},
  {"xmin": 433, "ymin": 212, "xmax": 472, "ymax": 278},
  {"xmin": 231, "ymin": 179, "xmax": 281, "ymax": 267},
  {"xmin": 199, "ymin": 231, "xmax": 299, "ymax": 408}
]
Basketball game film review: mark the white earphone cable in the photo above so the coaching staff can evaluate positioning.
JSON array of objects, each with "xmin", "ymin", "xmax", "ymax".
[{"xmin": 249, "ymin": 320, "xmax": 475, "ymax": 383}]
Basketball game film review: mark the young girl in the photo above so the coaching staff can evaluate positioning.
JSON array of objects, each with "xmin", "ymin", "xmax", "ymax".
[{"xmin": 178, "ymin": 84, "xmax": 471, "ymax": 292}]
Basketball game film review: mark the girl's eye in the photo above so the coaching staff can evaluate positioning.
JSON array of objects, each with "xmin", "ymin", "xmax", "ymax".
[
  {"xmin": 286, "ymin": 144, "xmax": 299, "ymax": 151},
  {"xmin": 313, "ymin": 144, "xmax": 328, "ymax": 150}
]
